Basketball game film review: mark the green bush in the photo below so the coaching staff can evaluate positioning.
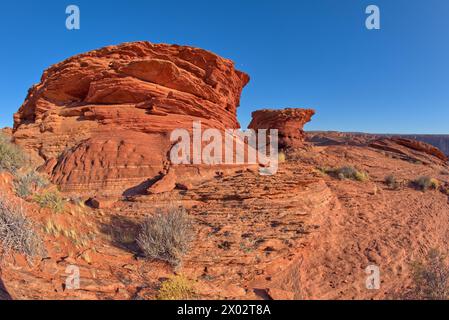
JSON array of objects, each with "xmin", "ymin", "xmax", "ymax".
[
  {"xmin": 413, "ymin": 176, "xmax": 440, "ymax": 191},
  {"xmin": 33, "ymin": 190, "xmax": 65, "ymax": 213},
  {"xmin": 14, "ymin": 171, "xmax": 49, "ymax": 198},
  {"xmin": 0, "ymin": 194, "xmax": 46, "ymax": 261},
  {"xmin": 137, "ymin": 206, "xmax": 194, "ymax": 267},
  {"xmin": 0, "ymin": 133, "xmax": 27, "ymax": 174}
]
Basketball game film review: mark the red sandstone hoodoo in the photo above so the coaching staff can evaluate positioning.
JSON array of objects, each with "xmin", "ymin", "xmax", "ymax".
[
  {"xmin": 249, "ymin": 108, "xmax": 315, "ymax": 149},
  {"xmin": 12, "ymin": 41, "xmax": 250, "ymax": 196},
  {"xmin": 12, "ymin": 41, "xmax": 318, "ymax": 197}
]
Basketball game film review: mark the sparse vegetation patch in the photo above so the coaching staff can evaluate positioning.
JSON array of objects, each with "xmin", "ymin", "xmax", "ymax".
[
  {"xmin": 137, "ymin": 206, "xmax": 194, "ymax": 267},
  {"xmin": 157, "ymin": 275, "xmax": 196, "ymax": 300},
  {"xmin": 0, "ymin": 194, "xmax": 45, "ymax": 261},
  {"xmin": 14, "ymin": 171, "xmax": 49, "ymax": 198},
  {"xmin": 34, "ymin": 190, "xmax": 65, "ymax": 213},
  {"xmin": 384, "ymin": 175, "xmax": 400, "ymax": 190},
  {"xmin": 319, "ymin": 166, "xmax": 369, "ymax": 182},
  {"xmin": 406, "ymin": 249, "xmax": 449, "ymax": 300},
  {"xmin": 0, "ymin": 133, "xmax": 27, "ymax": 174},
  {"xmin": 412, "ymin": 176, "xmax": 440, "ymax": 191}
]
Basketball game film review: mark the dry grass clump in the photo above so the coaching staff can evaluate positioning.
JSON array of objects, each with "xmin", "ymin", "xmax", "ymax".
[
  {"xmin": 413, "ymin": 176, "xmax": 440, "ymax": 191},
  {"xmin": 0, "ymin": 194, "xmax": 45, "ymax": 261},
  {"xmin": 319, "ymin": 166, "xmax": 369, "ymax": 182},
  {"xmin": 14, "ymin": 171, "xmax": 49, "ymax": 198},
  {"xmin": 278, "ymin": 151, "xmax": 286, "ymax": 163},
  {"xmin": 137, "ymin": 206, "xmax": 194, "ymax": 267},
  {"xmin": 405, "ymin": 249, "xmax": 449, "ymax": 300},
  {"xmin": 0, "ymin": 133, "xmax": 27, "ymax": 174},
  {"xmin": 157, "ymin": 275, "xmax": 196, "ymax": 300},
  {"xmin": 34, "ymin": 190, "xmax": 65, "ymax": 213}
]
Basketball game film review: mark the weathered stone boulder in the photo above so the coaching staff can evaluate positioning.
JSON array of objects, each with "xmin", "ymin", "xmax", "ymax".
[
  {"xmin": 248, "ymin": 108, "xmax": 315, "ymax": 149},
  {"xmin": 12, "ymin": 41, "xmax": 250, "ymax": 195}
]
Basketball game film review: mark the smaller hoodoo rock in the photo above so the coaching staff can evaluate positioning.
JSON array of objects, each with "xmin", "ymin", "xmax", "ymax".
[{"xmin": 248, "ymin": 108, "xmax": 315, "ymax": 149}]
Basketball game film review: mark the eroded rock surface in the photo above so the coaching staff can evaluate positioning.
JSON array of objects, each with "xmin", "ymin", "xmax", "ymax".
[
  {"xmin": 249, "ymin": 108, "xmax": 315, "ymax": 149},
  {"xmin": 12, "ymin": 41, "xmax": 249, "ymax": 195}
]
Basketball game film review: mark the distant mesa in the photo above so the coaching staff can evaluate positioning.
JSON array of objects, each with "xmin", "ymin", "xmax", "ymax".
[
  {"xmin": 308, "ymin": 131, "xmax": 448, "ymax": 164},
  {"xmin": 370, "ymin": 137, "xmax": 448, "ymax": 163}
]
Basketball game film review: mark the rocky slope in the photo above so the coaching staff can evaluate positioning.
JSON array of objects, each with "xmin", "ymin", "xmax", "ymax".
[{"xmin": 1, "ymin": 134, "xmax": 448, "ymax": 300}]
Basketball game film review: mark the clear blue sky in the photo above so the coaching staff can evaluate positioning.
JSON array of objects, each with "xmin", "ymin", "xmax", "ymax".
[{"xmin": 1, "ymin": 0, "xmax": 448, "ymax": 133}]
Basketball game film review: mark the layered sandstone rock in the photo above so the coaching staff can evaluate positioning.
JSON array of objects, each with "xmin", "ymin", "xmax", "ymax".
[
  {"xmin": 12, "ymin": 41, "xmax": 249, "ymax": 195},
  {"xmin": 248, "ymin": 108, "xmax": 315, "ymax": 149},
  {"xmin": 370, "ymin": 138, "xmax": 448, "ymax": 164},
  {"xmin": 390, "ymin": 137, "xmax": 448, "ymax": 162}
]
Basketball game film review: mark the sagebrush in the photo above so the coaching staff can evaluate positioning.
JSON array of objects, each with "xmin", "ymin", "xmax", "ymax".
[
  {"xmin": 0, "ymin": 194, "xmax": 45, "ymax": 261},
  {"xmin": 137, "ymin": 206, "xmax": 194, "ymax": 267},
  {"xmin": 406, "ymin": 249, "xmax": 449, "ymax": 300},
  {"xmin": 385, "ymin": 175, "xmax": 400, "ymax": 190},
  {"xmin": 413, "ymin": 176, "xmax": 439, "ymax": 191},
  {"xmin": 0, "ymin": 133, "xmax": 27, "ymax": 173}
]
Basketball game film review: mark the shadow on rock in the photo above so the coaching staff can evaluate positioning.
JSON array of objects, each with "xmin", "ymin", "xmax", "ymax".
[
  {"xmin": 98, "ymin": 215, "xmax": 142, "ymax": 256},
  {"xmin": 122, "ymin": 175, "xmax": 163, "ymax": 197},
  {"xmin": 0, "ymin": 277, "xmax": 11, "ymax": 300}
]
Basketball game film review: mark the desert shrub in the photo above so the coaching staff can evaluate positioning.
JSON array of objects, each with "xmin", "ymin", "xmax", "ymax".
[
  {"xmin": 0, "ymin": 194, "xmax": 45, "ymax": 261},
  {"xmin": 407, "ymin": 249, "xmax": 449, "ymax": 300},
  {"xmin": 14, "ymin": 171, "xmax": 49, "ymax": 198},
  {"xmin": 324, "ymin": 166, "xmax": 369, "ymax": 182},
  {"xmin": 137, "ymin": 206, "xmax": 194, "ymax": 267},
  {"xmin": 315, "ymin": 166, "xmax": 329, "ymax": 176},
  {"xmin": 413, "ymin": 176, "xmax": 440, "ymax": 191},
  {"xmin": 0, "ymin": 134, "xmax": 27, "ymax": 174},
  {"xmin": 33, "ymin": 190, "xmax": 65, "ymax": 213},
  {"xmin": 385, "ymin": 175, "xmax": 400, "ymax": 190},
  {"xmin": 157, "ymin": 275, "xmax": 196, "ymax": 300},
  {"xmin": 278, "ymin": 151, "xmax": 286, "ymax": 163}
]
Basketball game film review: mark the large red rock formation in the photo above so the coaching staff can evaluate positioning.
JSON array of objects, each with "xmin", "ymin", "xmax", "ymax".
[
  {"xmin": 248, "ymin": 108, "xmax": 315, "ymax": 149},
  {"xmin": 12, "ymin": 41, "xmax": 249, "ymax": 195}
]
